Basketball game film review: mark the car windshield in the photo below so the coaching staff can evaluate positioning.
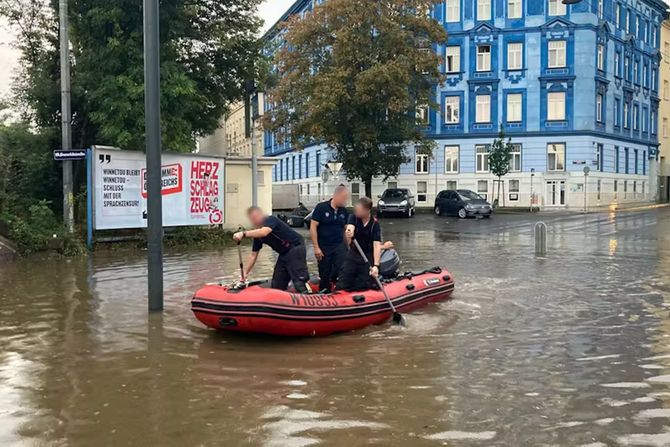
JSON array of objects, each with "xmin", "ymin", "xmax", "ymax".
[
  {"xmin": 458, "ymin": 190, "xmax": 484, "ymax": 201},
  {"xmin": 383, "ymin": 190, "xmax": 407, "ymax": 199}
]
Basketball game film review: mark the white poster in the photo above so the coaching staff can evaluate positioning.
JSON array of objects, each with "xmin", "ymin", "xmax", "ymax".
[{"xmin": 92, "ymin": 147, "xmax": 225, "ymax": 230}]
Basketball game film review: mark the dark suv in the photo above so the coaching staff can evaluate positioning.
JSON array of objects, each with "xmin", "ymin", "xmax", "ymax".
[
  {"xmin": 378, "ymin": 188, "xmax": 415, "ymax": 218},
  {"xmin": 435, "ymin": 189, "xmax": 492, "ymax": 218}
]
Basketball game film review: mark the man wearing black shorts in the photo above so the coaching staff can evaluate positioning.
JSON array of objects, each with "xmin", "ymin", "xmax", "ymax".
[
  {"xmin": 233, "ymin": 206, "xmax": 310, "ymax": 293},
  {"xmin": 310, "ymin": 185, "xmax": 349, "ymax": 293}
]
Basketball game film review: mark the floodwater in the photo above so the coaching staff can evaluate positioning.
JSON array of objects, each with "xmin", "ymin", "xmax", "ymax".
[{"xmin": 2, "ymin": 209, "xmax": 670, "ymax": 446}]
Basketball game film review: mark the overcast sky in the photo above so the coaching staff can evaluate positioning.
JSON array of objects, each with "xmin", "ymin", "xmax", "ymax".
[{"xmin": 0, "ymin": 0, "xmax": 668, "ymax": 98}]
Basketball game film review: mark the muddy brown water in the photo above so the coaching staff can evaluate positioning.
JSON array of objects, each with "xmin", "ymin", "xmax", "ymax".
[{"xmin": 3, "ymin": 210, "xmax": 670, "ymax": 446}]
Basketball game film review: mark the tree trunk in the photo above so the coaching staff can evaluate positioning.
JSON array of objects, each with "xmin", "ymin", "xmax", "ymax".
[{"xmin": 364, "ymin": 177, "xmax": 373, "ymax": 199}]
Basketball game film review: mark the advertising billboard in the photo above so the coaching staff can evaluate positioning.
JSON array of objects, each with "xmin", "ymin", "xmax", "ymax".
[{"xmin": 92, "ymin": 147, "xmax": 224, "ymax": 229}]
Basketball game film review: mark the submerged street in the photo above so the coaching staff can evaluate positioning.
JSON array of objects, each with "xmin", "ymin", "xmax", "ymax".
[{"xmin": 2, "ymin": 208, "xmax": 670, "ymax": 446}]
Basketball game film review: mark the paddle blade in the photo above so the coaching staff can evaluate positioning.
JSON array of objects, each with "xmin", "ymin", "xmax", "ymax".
[{"xmin": 393, "ymin": 312, "xmax": 407, "ymax": 327}]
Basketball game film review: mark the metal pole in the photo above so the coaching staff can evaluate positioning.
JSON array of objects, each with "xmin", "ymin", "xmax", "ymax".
[
  {"xmin": 59, "ymin": 0, "xmax": 74, "ymax": 234},
  {"xmin": 86, "ymin": 148, "xmax": 93, "ymax": 250},
  {"xmin": 583, "ymin": 166, "xmax": 590, "ymax": 214},
  {"xmin": 143, "ymin": 0, "xmax": 163, "ymax": 311},
  {"xmin": 251, "ymin": 115, "xmax": 258, "ymax": 206}
]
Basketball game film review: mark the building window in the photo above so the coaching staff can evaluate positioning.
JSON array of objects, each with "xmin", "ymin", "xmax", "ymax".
[
  {"xmin": 292, "ymin": 156, "xmax": 296, "ymax": 180},
  {"xmin": 652, "ymin": 110, "xmax": 657, "ymax": 134},
  {"xmin": 663, "ymin": 118, "xmax": 668, "ymax": 138},
  {"xmin": 597, "ymin": 44, "xmax": 605, "ymax": 71},
  {"xmin": 279, "ymin": 159, "xmax": 284, "ymax": 181},
  {"xmin": 417, "ymin": 181, "xmax": 428, "ymax": 202},
  {"xmin": 634, "ymin": 149, "xmax": 639, "ymax": 174},
  {"xmin": 446, "ymin": 46, "xmax": 460, "ymax": 73},
  {"xmin": 614, "ymin": 179, "xmax": 618, "ymax": 193},
  {"xmin": 477, "ymin": 180, "xmax": 489, "ymax": 200},
  {"xmin": 415, "ymin": 148, "xmax": 430, "ymax": 174},
  {"xmin": 598, "ymin": 0, "xmax": 604, "ymax": 19},
  {"xmin": 548, "ymin": 40, "xmax": 566, "ymax": 68},
  {"xmin": 507, "ymin": 42, "xmax": 523, "ymax": 70},
  {"xmin": 642, "ymin": 109, "xmax": 648, "ymax": 133},
  {"xmin": 596, "ymin": 94, "xmax": 603, "ymax": 123},
  {"xmin": 626, "ymin": 9, "xmax": 630, "ymax": 33},
  {"xmin": 547, "ymin": 143, "xmax": 565, "ymax": 171},
  {"xmin": 416, "ymin": 104, "xmax": 429, "ymax": 126},
  {"xmin": 664, "ymin": 80, "xmax": 669, "ymax": 100},
  {"xmin": 476, "ymin": 94, "xmax": 491, "ymax": 123},
  {"xmin": 597, "ymin": 179, "xmax": 601, "ymax": 201},
  {"xmin": 643, "ymin": 151, "xmax": 647, "ymax": 175},
  {"xmin": 509, "ymin": 179, "xmax": 520, "ymax": 192},
  {"xmin": 624, "ymin": 57, "xmax": 629, "ymax": 80},
  {"xmin": 477, "ymin": 0, "xmax": 491, "ymax": 20},
  {"xmin": 614, "ymin": 52, "xmax": 621, "ymax": 77},
  {"xmin": 445, "ymin": 96, "xmax": 460, "ymax": 124},
  {"xmin": 446, "ymin": 0, "xmax": 460, "ymax": 22},
  {"xmin": 298, "ymin": 154, "xmax": 303, "ymax": 178},
  {"xmin": 597, "ymin": 143, "xmax": 604, "ymax": 171},
  {"xmin": 507, "ymin": 0, "xmax": 522, "ymax": 19},
  {"xmin": 305, "ymin": 153, "xmax": 310, "ymax": 178},
  {"xmin": 446, "ymin": 180, "xmax": 458, "ymax": 190},
  {"xmin": 547, "ymin": 91, "xmax": 566, "ymax": 121},
  {"xmin": 616, "ymin": 4, "xmax": 621, "ymax": 28},
  {"xmin": 623, "ymin": 102, "xmax": 629, "ymax": 128},
  {"xmin": 624, "ymin": 147, "xmax": 629, "ymax": 173},
  {"xmin": 477, "ymin": 45, "xmax": 491, "ymax": 71},
  {"xmin": 445, "ymin": 146, "xmax": 459, "ymax": 173},
  {"xmin": 507, "ymin": 93, "xmax": 522, "ymax": 122},
  {"xmin": 614, "ymin": 99, "xmax": 620, "ymax": 127},
  {"xmin": 633, "ymin": 104, "xmax": 639, "ymax": 130},
  {"xmin": 643, "ymin": 64, "xmax": 649, "ymax": 88},
  {"xmin": 315, "ymin": 151, "xmax": 321, "ymax": 177},
  {"xmin": 509, "ymin": 144, "xmax": 522, "ymax": 172},
  {"xmin": 548, "ymin": 0, "xmax": 566, "ymax": 16},
  {"xmin": 615, "ymin": 146, "xmax": 620, "ymax": 173},
  {"xmin": 476, "ymin": 145, "xmax": 490, "ymax": 173},
  {"xmin": 633, "ymin": 60, "xmax": 639, "ymax": 84}
]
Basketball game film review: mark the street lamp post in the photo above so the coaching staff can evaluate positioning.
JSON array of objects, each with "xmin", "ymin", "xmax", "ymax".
[
  {"xmin": 59, "ymin": 0, "xmax": 74, "ymax": 234},
  {"xmin": 583, "ymin": 166, "xmax": 590, "ymax": 214}
]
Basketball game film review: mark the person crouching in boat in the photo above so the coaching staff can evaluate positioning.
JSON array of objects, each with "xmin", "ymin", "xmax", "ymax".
[
  {"xmin": 337, "ymin": 197, "xmax": 393, "ymax": 291},
  {"xmin": 233, "ymin": 206, "xmax": 310, "ymax": 293}
]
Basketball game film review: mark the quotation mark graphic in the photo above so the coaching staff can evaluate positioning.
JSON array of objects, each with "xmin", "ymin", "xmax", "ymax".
[{"xmin": 98, "ymin": 154, "xmax": 111, "ymax": 164}]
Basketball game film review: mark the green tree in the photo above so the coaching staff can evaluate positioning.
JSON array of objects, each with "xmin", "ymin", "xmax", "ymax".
[
  {"xmin": 2, "ymin": 0, "xmax": 262, "ymax": 152},
  {"xmin": 263, "ymin": 0, "xmax": 447, "ymax": 197},
  {"xmin": 488, "ymin": 126, "xmax": 514, "ymax": 208}
]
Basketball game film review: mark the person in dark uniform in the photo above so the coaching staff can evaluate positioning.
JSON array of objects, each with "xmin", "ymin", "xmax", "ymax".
[
  {"xmin": 233, "ymin": 206, "xmax": 310, "ymax": 293},
  {"xmin": 337, "ymin": 197, "xmax": 392, "ymax": 292},
  {"xmin": 310, "ymin": 184, "xmax": 350, "ymax": 293}
]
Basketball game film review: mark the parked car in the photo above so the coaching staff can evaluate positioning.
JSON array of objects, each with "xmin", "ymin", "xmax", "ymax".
[
  {"xmin": 303, "ymin": 210, "xmax": 313, "ymax": 228},
  {"xmin": 434, "ymin": 189, "xmax": 492, "ymax": 219},
  {"xmin": 377, "ymin": 188, "xmax": 416, "ymax": 218},
  {"xmin": 278, "ymin": 203, "xmax": 311, "ymax": 227}
]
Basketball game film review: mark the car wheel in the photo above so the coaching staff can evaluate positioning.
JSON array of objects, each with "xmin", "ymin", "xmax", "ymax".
[
  {"xmin": 457, "ymin": 208, "xmax": 467, "ymax": 219},
  {"xmin": 434, "ymin": 206, "xmax": 442, "ymax": 216}
]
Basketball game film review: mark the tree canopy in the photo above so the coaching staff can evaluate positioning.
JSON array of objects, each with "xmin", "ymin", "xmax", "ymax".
[
  {"xmin": 2, "ymin": 0, "xmax": 262, "ymax": 152},
  {"xmin": 264, "ymin": 0, "xmax": 447, "ymax": 196}
]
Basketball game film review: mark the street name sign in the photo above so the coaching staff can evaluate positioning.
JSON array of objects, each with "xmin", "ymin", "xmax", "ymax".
[{"xmin": 54, "ymin": 149, "xmax": 87, "ymax": 161}]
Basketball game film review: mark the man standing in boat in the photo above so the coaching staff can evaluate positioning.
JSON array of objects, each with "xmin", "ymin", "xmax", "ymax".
[
  {"xmin": 233, "ymin": 206, "xmax": 310, "ymax": 293},
  {"xmin": 337, "ymin": 197, "xmax": 392, "ymax": 291},
  {"xmin": 310, "ymin": 184, "xmax": 350, "ymax": 293}
]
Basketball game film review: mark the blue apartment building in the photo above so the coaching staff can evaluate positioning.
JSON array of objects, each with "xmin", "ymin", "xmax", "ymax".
[{"xmin": 264, "ymin": 0, "xmax": 667, "ymax": 209}]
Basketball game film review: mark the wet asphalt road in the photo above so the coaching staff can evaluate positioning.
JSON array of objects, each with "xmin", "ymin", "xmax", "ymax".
[{"xmin": 2, "ymin": 207, "xmax": 670, "ymax": 446}]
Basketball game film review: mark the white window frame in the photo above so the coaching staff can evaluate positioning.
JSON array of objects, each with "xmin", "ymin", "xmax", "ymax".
[
  {"xmin": 623, "ymin": 102, "xmax": 630, "ymax": 128},
  {"xmin": 415, "ymin": 148, "xmax": 430, "ymax": 174},
  {"xmin": 477, "ymin": 0, "xmax": 491, "ymax": 20},
  {"xmin": 548, "ymin": 40, "xmax": 566, "ymax": 68},
  {"xmin": 547, "ymin": 91, "xmax": 566, "ymax": 121},
  {"xmin": 476, "ymin": 45, "xmax": 491, "ymax": 72},
  {"xmin": 446, "ymin": 0, "xmax": 460, "ymax": 23},
  {"xmin": 476, "ymin": 145, "xmax": 490, "ymax": 173},
  {"xmin": 509, "ymin": 179, "xmax": 520, "ymax": 193},
  {"xmin": 547, "ymin": 143, "xmax": 565, "ymax": 172},
  {"xmin": 509, "ymin": 144, "xmax": 522, "ymax": 172},
  {"xmin": 507, "ymin": 42, "xmax": 523, "ymax": 70},
  {"xmin": 444, "ymin": 96, "xmax": 460, "ymax": 124},
  {"xmin": 445, "ymin": 46, "xmax": 461, "ymax": 73},
  {"xmin": 507, "ymin": 0, "xmax": 522, "ymax": 19},
  {"xmin": 548, "ymin": 0, "xmax": 566, "ymax": 16},
  {"xmin": 507, "ymin": 93, "xmax": 522, "ymax": 122},
  {"xmin": 596, "ymin": 94, "xmax": 603, "ymax": 123},
  {"xmin": 598, "ymin": 0, "xmax": 604, "ymax": 19},
  {"xmin": 614, "ymin": 52, "xmax": 621, "ymax": 77},
  {"xmin": 476, "ymin": 94, "xmax": 491, "ymax": 123},
  {"xmin": 445, "ymin": 145, "xmax": 459, "ymax": 174}
]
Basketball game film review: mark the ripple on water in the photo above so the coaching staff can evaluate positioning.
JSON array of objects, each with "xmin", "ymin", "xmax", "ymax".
[
  {"xmin": 423, "ymin": 431, "xmax": 497, "ymax": 441},
  {"xmin": 617, "ymin": 432, "xmax": 670, "ymax": 447}
]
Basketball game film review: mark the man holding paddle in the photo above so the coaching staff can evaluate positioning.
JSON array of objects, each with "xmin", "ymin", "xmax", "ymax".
[{"xmin": 233, "ymin": 206, "xmax": 310, "ymax": 293}]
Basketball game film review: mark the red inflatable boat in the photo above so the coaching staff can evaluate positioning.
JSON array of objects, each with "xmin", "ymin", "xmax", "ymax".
[{"xmin": 191, "ymin": 267, "xmax": 455, "ymax": 336}]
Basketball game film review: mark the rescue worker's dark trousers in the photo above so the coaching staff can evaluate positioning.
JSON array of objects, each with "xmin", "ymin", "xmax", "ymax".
[
  {"xmin": 317, "ymin": 243, "xmax": 347, "ymax": 292},
  {"xmin": 336, "ymin": 254, "xmax": 375, "ymax": 292},
  {"xmin": 272, "ymin": 244, "xmax": 310, "ymax": 293}
]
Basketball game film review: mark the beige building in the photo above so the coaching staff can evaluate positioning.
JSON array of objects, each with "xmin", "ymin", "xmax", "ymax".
[
  {"xmin": 657, "ymin": 21, "xmax": 670, "ymax": 203},
  {"xmin": 199, "ymin": 95, "xmax": 276, "ymax": 229}
]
